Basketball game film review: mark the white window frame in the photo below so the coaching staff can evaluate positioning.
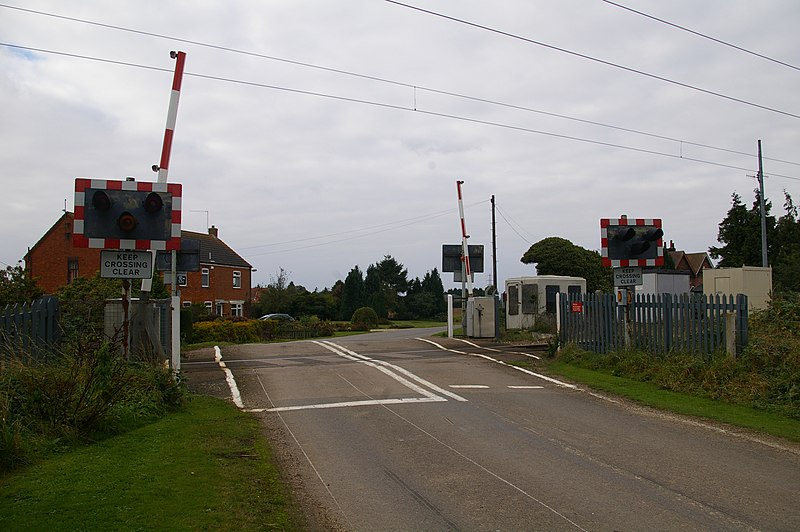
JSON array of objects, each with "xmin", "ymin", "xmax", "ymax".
[
  {"xmin": 182, "ymin": 301, "xmax": 192, "ymax": 308},
  {"xmin": 201, "ymin": 268, "xmax": 210, "ymax": 288},
  {"xmin": 233, "ymin": 270, "xmax": 242, "ymax": 289},
  {"xmin": 204, "ymin": 301, "xmax": 212, "ymax": 312},
  {"xmin": 231, "ymin": 301, "xmax": 243, "ymax": 317}
]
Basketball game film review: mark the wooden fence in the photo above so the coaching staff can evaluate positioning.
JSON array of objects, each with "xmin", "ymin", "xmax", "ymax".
[
  {"xmin": 1, "ymin": 296, "xmax": 60, "ymax": 365},
  {"xmin": 558, "ymin": 292, "xmax": 748, "ymax": 357}
]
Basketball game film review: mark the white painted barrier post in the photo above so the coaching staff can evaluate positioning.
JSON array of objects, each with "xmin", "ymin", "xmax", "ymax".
[{"xmin": 447, "ymin": 294, "xmax": 454, "ymax": 338}]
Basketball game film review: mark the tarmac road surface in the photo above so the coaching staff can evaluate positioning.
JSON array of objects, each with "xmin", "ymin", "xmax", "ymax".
[{"xmin": 184, "ymin": 328, "xmax": 800, "ymax": 531}]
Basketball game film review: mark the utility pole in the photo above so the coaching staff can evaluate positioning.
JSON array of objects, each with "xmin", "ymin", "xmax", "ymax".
[
  {"xmin": 491, "ymin": 195, "xmax": 500, "ymax": 341},
  {"xmin": 757, "ymin": 139, "xmax": 768, "ymax": 267},
  {"xmin": 491, "ymin": 195, "xmax": 498, "ymax": 294}
]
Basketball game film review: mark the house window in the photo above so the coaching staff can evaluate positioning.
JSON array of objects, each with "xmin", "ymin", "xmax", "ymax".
[
  {"xmin": 204, "ymin": 301, "xmax": 212, "ymax": 313},
  {"xmin": 201, "ymin": 268, "xmax": 210, "ymax": 287},
  {"xmin": 233, "ymin": 271, "xmax": 241, "ymax": 289},
  {"xmin": 231, "ymin": 302, "xmax": 243, "ymax": 317},
  {"xmin": 182, "ymin": 301, "xmax": 192, "ymax": 308},
  {"xmin": 67, "ymin": 257, "xmax": 79, "ymax": 284},
  {"xmin": 215, "ymin": 302, "xmax": 224, "ymax": 316}
]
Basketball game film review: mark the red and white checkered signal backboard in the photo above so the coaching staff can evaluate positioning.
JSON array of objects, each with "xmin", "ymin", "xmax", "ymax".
[{"xmin": 73, "ymin": 178, "xmax": 182, "ymax": 251}]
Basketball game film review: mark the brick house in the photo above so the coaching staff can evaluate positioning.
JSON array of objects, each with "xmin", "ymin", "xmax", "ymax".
[
  {"xmin": 667, "ymin": 249, "xmax": 713, "ymax": 290},
  {"xmin": 25, "ymin": 212, "xmax": 253, "ymax": 317}
]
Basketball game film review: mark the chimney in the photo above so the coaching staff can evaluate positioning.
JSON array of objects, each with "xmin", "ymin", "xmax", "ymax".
[{"xmin": 209, "ymin": 225, "xmax": 218, "ymax": 238}]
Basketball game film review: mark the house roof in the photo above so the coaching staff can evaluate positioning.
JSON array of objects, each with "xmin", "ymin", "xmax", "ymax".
[
  {"xmin": 182, "ymin": 229, "xmax": 252, "ymax": 269},
  {"xmin": 25, "ymin": 211, "xmax": 73, "ymax": 259},
  {"xmin": 668, "ymin": 250, "xmax": 712, "ymax": 276},
  {"xmin": 26, "ymin": 212, "xmax": 251, "ymax": 270}
]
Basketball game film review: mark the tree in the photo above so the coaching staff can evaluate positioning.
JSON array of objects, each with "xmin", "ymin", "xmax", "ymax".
[
  {"xmin": 769, "ymin": 191, "xmax": 800, "ymax": 292},
  {"xmin": 364, "ymin": 256, "xmax": 409, "ymax": 319},
  {"xmin": 339, "ymin": 266, "xmax": 366, "ymax": 320},
  {"xmin": 0, "ymin": 265, "xmax": 43, "ymax": 307},
  {"xmin": 520, "ymin": 237, "xmax": 612, "ymax": 293},
  {"xmin": 709, "ymin": 190, "xmax": 776, "ymax": 267},
  {"xmin": 710, "ymin": 189, "xmax": 800, "ymax": 292},
  {"xmin": 405, "ymin": 268, "xmax": 446, "ymax": 319},
  {"xmin": 255, "ymin": 268, "xmax": 293, "ymax": 316}
]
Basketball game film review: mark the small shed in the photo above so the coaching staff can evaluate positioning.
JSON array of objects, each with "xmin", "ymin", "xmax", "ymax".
[
  {"xmin": 702, "ymin": 266, "xmax": 772, "ymax": 311},
  {"xmin": 635, "ymin": 270, "xmax": 691, "ymax": 297},
  {"xmin": 505, "ymin": 276, "xmax": 586, "ymax": 330}
]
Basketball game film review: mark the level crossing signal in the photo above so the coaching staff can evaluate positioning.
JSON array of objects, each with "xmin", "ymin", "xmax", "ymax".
[
  {"xmin": 600, "ymin": 217, "xmax": 664, "ymax": 267},
  {"xmin": 73, "ymin": 178, "xmax": 182, "ymax": 250}
]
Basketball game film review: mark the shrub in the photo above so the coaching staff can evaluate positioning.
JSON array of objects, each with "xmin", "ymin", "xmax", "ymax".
[
  {"xmin": 192, "ymin": 320, "xmax": 261, "ymax": 344},
  {"xmin": 351, "ymin": 307, "xmax": 379, "ymax": 330},
  {"xmin": 0, "ymin": 341, "xmax": 186, "ymax": 473}
]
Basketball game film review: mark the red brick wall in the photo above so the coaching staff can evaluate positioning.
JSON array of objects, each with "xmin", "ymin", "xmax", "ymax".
[
  {"xmin": 26, "ymin": 214, "xmax": 101, "ymax": 294},
  {"xmin": 27, "ymin": 214, "xmax": 252, "ymax": 316},
  {"xmin": 176, "ymin": 265, "xmax": 251, "ymax": 316}
]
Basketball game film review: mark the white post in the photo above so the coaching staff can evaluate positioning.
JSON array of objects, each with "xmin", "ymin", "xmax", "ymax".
[
  {"xmin": 556, "ymin": 292, "xmax": 561, "ymax": 334},
  {"xmin": 171, "ymin": 294, "xmax": 181, "ymax": 371},
  {"xmin": 447, "ymin": 294, "xmax": 454, "ymax": 338}
]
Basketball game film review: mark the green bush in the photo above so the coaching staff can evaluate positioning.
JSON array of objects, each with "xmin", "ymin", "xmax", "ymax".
[
  {"xmin": 351, "ymin": 307, "xmax": 379, "ymax": 330},
  {"xmin": 192, "ymin": 320, "xmax": 262, "ymax": 344},
  {"xmin": 0, "ymin": 342, "xmax": 186, "ymax": 473}
]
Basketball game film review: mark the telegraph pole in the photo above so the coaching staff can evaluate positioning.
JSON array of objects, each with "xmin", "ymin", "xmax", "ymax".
[
  {"xmin": 491, "ymin": 195, "xmax": 498, "ymax": 294},
  {"xmin": 491, "ymin": 195, "xmax": 500, "ymax": 341},
  {"xmin": 757, "ymin": 139, "xmax": 768, "ymax": 267}
]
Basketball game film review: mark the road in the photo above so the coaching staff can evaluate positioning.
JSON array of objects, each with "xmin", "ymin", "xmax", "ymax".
[{"xmin": 184, "ymin": 329, "xmax": 800, "ymax": 531}]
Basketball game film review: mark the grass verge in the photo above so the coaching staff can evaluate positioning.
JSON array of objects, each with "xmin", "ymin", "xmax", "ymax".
[
  {"xmin": 0, "ymin": 395, "xmax": 300, "ymax": 531},
  {"xmin": 543, "ymin": 359, "xmax": 800, "ymax": 443}
]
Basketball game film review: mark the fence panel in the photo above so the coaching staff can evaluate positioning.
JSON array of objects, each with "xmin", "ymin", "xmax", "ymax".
[
  {"xmin": 1, "ymin": 296, "xmax": 60, "ymax": 366},
  {"xmin": 559, "ymin": 292, "xmax": 748, "ymax": 357}
]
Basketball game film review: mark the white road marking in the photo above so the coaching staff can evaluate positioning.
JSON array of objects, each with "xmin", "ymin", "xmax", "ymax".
[
  {"xmin": 416, "ymin": 338, "xmax": 578, "ymax": 389},
  {"xmin": 215, "ymin": 346, "xmax": 243, "ymax": 408},
  {"xmin": 245, "ymin": 397, "xmax": 445, "ymax": 413},
  {"xmin": 453, "ymin": 337, "xmax": 541, "ymax": 359},
  {"xmin": 318, "ymin": 340, "xmax": 468, "ymax": 402},
  {"xmin": 450, "ymin": 385, "xmax": 490, "ymax": 389},
  {"xmin": 509, "ymin": 385, "xmax": 545, "ymax": 389}
]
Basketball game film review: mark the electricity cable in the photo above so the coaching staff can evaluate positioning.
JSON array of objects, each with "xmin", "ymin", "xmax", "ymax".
[
  {"xmin": 384, "ymin": 0, "xmax": 800, "ymax": 120},
  {"xmin": 1, "ymin": 3, "xmax": 799, "ymax": 168},
  {"xmin": 3, "ymin": 41, "xmax": 798, "ymax": 183},
  {"xmin": 599, "ymin": 0, "xmax": 800, "ymax": 72}
]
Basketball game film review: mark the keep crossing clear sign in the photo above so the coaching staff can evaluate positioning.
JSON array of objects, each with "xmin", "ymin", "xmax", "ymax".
[
  {"xmin": 613, "ymin": 266, "xmax": 643, "ymax": 286},
  {"xmin": 100, "ymin": 250, "xmax": 153, "ymax": 279}
]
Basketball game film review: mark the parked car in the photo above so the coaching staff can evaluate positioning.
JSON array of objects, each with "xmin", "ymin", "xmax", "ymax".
[{"xmin": 259, "ymin": 313, "xmax": 295, "ymax": 321}]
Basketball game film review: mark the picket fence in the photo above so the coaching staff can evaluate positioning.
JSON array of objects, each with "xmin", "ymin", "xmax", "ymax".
[
  {"xmin": 558, "ymin": 292, "xmax": 748, "ymax": 357},
  {"xmin": 1, "ymin": 296, "xmax": 60, "ymax": 364}
]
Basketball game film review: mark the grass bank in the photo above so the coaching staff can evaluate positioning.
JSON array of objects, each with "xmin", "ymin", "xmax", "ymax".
[
  {"xmin": 542, "ymin": 358, "xmax": 800, "ymax": 443},
  {"xmin": 0, "ymin": 395, "xmax": 300, "ymax": 531}
]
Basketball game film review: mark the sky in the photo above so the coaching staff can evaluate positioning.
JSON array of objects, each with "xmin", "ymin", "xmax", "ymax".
[{"xmin": 2, "ymin": 0, "xmax": 799, "ymax": 292}]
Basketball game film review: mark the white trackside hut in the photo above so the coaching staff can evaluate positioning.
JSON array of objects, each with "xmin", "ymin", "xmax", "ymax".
[{"xmin": 505, "ymin": 276, "xmax": 586, "ymax": 330}]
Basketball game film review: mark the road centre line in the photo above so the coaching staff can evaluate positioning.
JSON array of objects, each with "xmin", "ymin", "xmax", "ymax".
[
  {"xmin": 416, "ymin": 338, "xmax": 578, "ymax": 390},
  {"xmin": 317, "ymin": 341, "xmax": 468, "ymax": 402},
  {"xmin": 509, "ymin": 385, "xmax": 545, "ymax": 389},
  {"xmin": 450, "ymin": 385, "xmax": 490, "ymax": 389}
]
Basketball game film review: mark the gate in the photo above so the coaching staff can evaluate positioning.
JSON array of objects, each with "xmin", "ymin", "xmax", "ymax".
[{"xmin": 558, "ymin": 292, "xmax": 748, "ymax": 357}]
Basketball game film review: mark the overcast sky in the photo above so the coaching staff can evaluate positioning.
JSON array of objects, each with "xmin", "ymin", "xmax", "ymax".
[{"xmin": 2, "ymin": 1, "xmax": 799, "ymax": 291}]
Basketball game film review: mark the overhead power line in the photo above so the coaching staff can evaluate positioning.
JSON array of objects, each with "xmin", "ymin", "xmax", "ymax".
[
  {"xmin": 384, "ymin": 0, "xmax": 800, "ymax": 120},
  {"xmin": 599, "ymin": 0, "xmax": 800, "ymax": 72},
  {"xmin": 1, "ymin": 3, "xmax": 799, "ymax": 168},
  {"xmin": 3, "ymin": 41, "xmax": 799, "ymax": 183}
]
